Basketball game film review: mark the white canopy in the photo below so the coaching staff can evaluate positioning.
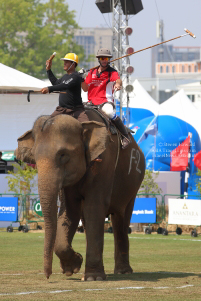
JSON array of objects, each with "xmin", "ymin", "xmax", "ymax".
[
  {"xmin": 0, "ymin": 63, "xmax": 46, "ymax": 92},
  {"xmin": 0, "ymin": 94, "xmax": 58, "ymax": 151},
  {"xmin": 159, "ymin": 89, "xmax": 201, "ymax": 138},
  {"xmin": 128, "ymin": 79, "xmax": 159, "ymax": 115}
]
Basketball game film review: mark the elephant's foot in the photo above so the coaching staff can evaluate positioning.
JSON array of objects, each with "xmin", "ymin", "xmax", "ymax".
[
  {"xmin": 81, "ymin": 272, "xmax": 106, "ymax": 281},
  {"xmin": 114, "ymin": 264, "xmax": 133, "ymax": 275},
  {"xmin": 59, "ymin": 251, "xmax": 83, "ymax": 276},
  {"xmin": 81, "ymin": 264, "xmax": 106, "ymax": 281}
]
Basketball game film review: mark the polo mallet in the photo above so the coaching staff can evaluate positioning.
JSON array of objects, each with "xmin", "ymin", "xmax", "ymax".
[
  {"xmin": 27, "ymin": 90, "xmax": 66, "ymax": 102},
  {"xmin": 86, "ymin": 28, "xmax": 196, "ymax": 71}
]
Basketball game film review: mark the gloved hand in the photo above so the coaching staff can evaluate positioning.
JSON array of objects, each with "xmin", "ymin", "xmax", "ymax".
[
  {"xmin": 78, "ymin": 68, "xmax": 86, "ymax": 76},
  {"xmin": 78, "ymin": 68, "xmax": 89, "ymax": 82}
]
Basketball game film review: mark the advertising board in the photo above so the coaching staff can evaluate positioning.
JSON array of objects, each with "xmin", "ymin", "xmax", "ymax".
[
  {"xmin": 130, "ymin": 198, "xmax": 156, "ymax": 223},
  {"xmin": 168, "ymin": 198, "xmax": 201, "ymax": 226},
  {"xmin": 0, "ymin": 197, "xmax": 18, "ymax": 221}
]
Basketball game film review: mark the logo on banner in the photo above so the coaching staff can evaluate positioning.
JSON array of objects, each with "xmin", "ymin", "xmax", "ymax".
[
  {"xmin": 183, "ymin": 203, "xmax": 188, "ymax": 209},
  {"xmin": 0, "ymin": 206, "xmax": 15, "ymax": 212},
  {"xmin": 34, "ymin": 201, "xmax": 43, "ymax": 217}
]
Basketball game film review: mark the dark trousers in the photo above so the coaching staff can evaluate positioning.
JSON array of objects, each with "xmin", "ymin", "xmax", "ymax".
[{"xmin": 51, "ymin": 105, "xmax": 89, "ymax": 122}]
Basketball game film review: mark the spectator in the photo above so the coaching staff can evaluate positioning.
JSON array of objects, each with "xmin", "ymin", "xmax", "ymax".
[{"xmin": 0, "ymin": 151, "xmax": 7, "ymax": 166}]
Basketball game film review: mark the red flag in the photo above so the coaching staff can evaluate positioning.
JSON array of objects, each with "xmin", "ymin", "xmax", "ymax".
[
  {"xmin": 193, "ymin": 150, "xmax": 201, "ymax": 170},
  {"xmin": 170, "ymin": 136, "xmax": 190, "ymax": 171}
]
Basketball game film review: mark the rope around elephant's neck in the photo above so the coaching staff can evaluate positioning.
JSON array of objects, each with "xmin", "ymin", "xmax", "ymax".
[{"xmin": 115, "ymin": 130, "xmax": 120, "ymax": 170}]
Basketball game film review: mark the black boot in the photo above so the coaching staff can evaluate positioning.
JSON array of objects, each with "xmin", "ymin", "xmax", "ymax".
[{"xmin": 112, "ymin": 116, "xmax": 131, "ymax": 149}]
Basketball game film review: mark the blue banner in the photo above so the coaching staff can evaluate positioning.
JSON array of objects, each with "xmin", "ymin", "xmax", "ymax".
[
  {"xmin": 0, "ymin": 197, "xmax": 18, "ymax": 221},
  {"xmin": 130, "ymin": 198, "xmax": 156, "ymax": 223}
]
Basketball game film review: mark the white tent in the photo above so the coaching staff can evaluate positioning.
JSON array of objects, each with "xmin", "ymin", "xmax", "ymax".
[
  {"xmin": 128, "ymin": 79, "xmax": 159, "ymax": 115},
  {"xmin": 0, "ymin": 94, "xmax": 58, "ymax": 151},
  {"xmin": 0, "ymin": 63, "xmax": 46, "ymax": 92},
  {"xmin": 0, "ymin": 64, "xmax": 90, "ymax": 151},
  {"xmin": 159, "ymin": 89, "xmax": 201, "ymax": 139}
]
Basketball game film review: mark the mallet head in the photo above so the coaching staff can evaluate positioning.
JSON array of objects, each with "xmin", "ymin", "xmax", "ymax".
[{"xmin": 184, "ymin": 28, "xmax": 196, "ymax": 39}]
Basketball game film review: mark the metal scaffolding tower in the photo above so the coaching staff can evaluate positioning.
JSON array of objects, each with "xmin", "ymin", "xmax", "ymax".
[
  {"xmin": 112, "ymin": 0, "xmax": 131, "ymax": 123},
  {"xmin": 95, "ymin": 0, "xmax": 143, "ymax": 123}
]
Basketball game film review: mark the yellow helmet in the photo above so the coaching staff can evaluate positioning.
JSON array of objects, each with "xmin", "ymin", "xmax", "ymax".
[{"xmin": 60, "ymin": 53, "xmax": 79, "ymax": 64}]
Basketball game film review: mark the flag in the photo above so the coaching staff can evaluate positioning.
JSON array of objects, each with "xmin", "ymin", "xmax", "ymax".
[
  {"xmin": 138, "ymin": 116, "xmax": 158, "ymax": 144},
  {"xmin": 193, "ymin": 150, "xmax": 201, "ymax": 170},
  {"xmin": 170, "ymin": 136, "xmax": 190, "ymax": 171}
]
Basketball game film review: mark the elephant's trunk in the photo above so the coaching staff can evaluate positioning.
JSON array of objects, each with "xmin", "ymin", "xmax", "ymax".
[{"xmin": 37, "ymin": 160, "xmax": 60, "ymax": 279}]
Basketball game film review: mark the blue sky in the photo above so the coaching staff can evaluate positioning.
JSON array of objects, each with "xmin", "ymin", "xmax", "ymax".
[{"xmin": 66, "ymin": 0, "xmax": 201, "ymax": 77}]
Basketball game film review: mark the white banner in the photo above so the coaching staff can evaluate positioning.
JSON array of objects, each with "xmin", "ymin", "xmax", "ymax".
[{"xmin": 168, "ymin": 199, "xmax": 201, "ymax": 226}]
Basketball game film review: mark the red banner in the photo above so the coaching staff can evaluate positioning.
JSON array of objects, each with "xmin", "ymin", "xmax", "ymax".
[
  {"xmin": 193, "ymin": 150, "xmax": 201, "ymax": 170},
  {"xmin": 170, "ymin": 136, "xmax": 190, "ymax": 171}
]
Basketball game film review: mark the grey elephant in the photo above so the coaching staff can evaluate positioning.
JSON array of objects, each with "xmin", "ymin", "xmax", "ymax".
[{"xmin": 16, "ymin": 112, "xmax": 145, "ymax": 281}]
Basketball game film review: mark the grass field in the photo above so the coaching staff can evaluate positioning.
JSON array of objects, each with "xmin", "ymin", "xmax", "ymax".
[{"xmin": 0, "ymin": 230, "xmax": 201, "ymax": 301}]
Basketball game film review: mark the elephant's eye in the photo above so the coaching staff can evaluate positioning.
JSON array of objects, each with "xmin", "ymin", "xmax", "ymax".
[{"xmin": 56, "ymin": 150, "xmax": 70, "ymax": 165}]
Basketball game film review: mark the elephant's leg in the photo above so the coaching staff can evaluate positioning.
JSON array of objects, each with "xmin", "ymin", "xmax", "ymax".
[
  {"xmin": 54, "ymin": 188, "xmax": 83, "ymax": 276},
  {"xmin": 82, "ymin": 196, "xmax": 107, "ymax": 281},
  {"xmin": 112, "ymin": 198, "xmax": 134, "ymax": 274}
]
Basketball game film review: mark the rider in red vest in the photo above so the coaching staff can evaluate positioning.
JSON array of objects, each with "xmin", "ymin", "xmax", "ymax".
[{"xmin": 81, "ymin": 48, "xmax": 130, "ymax": 149}]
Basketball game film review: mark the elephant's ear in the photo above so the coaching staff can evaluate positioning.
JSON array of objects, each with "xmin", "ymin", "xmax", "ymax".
[
  {"xmin": 16, "ymin": 130, "xmax": 35, "ymax": 164},
  {"xmin": 82, "ymin": 121, "xmax": 109, "ymax": 163}
]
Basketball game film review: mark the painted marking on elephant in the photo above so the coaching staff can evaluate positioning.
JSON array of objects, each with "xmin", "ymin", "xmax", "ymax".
[
  {"xmin": 128, "ymin": 148, "xmax": 141, "ymax": 175},
  {"xmin": 0, "ymin": 285, "xmax": 194, "ymax": 296}
]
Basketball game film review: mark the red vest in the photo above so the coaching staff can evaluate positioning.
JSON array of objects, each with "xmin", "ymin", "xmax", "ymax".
[{"xmin": 85, "ymin": 67, "xmax": 120, "ymax": 105}]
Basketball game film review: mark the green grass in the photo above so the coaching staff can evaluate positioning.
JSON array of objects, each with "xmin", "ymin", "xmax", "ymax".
[{"xmin": 0, "ymin": 231, "xmax": 201, "ymax": 301}]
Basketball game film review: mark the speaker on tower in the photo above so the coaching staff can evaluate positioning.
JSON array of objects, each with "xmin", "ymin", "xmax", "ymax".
[
  {"xmin": 95, "ymin": 0, "xmax": 113, "ymax": 14},
  {"xmin": 120, "ymin": 0, "xmax": 143, "ymax": 15}
]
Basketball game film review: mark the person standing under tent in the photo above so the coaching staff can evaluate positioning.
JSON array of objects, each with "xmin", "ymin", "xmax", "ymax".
[
  {"xmin": 0, "ymin": 151, "xmax": 7, "ymax": 166},
  {"xmin": 81, "ymin": 48, "xmax": 130, "ymax": 149},
  {"xmin": 41, "ymin": 53, "xmax": 88, "ymax": 122}
]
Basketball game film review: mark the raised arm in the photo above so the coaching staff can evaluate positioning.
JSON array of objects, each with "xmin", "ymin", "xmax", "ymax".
[{"xmin": 46, "ymin": 59, "xmax": 60, "ymax": 85}]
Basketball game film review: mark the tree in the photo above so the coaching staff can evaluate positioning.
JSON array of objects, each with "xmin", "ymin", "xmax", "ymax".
[
  {"xmin": 138, "ymin": 170, "xmax": 164, "ymax": 224},
  {"xmin": 6, "ymin": 162, "xmax": 38, "ymax": 218},
  {"xmin": 0, "ymin": 0, "xmax": 85, "ymax": 78},
  {"xmin": 139, "ymin": 169, "xmax": 162, "ymax": 197}
]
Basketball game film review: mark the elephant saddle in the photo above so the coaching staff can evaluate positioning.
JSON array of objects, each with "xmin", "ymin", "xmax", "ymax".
[{"xmin": 84, "ymin": 104, "xmax": 133, "ymax": 136}]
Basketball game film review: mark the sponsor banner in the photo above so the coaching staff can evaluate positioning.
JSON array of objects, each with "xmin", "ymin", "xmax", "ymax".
[
  {"xmin": 168, "ymin": 199, "xmax": 201, "ymax": 226},
  {"xmin": 0, "ymin": 197, "xmax": 18, "ymax": 221},
  {"xmin": 130, "ymin": 198, "xmax": 156, "ymax": 223}
]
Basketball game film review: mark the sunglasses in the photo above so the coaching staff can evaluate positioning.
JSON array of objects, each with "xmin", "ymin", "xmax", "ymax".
[{"xmin": 99, "ymin": 57, "xmax": 109, "ymax": 61}]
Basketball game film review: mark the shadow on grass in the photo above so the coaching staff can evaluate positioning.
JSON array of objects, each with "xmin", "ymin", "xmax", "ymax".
[
  {"xmin": 106, "ymin": 271, "xmax": 201, "ymax": 282},
  {"xmin": 60, "ymin": 271, "xmax": 201, "ymax": 282}
]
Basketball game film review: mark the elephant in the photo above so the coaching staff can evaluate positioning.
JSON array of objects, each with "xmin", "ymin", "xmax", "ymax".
[{"xmin": 16, "ymin": 111, "xmax": 145, "ymax": 281}]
